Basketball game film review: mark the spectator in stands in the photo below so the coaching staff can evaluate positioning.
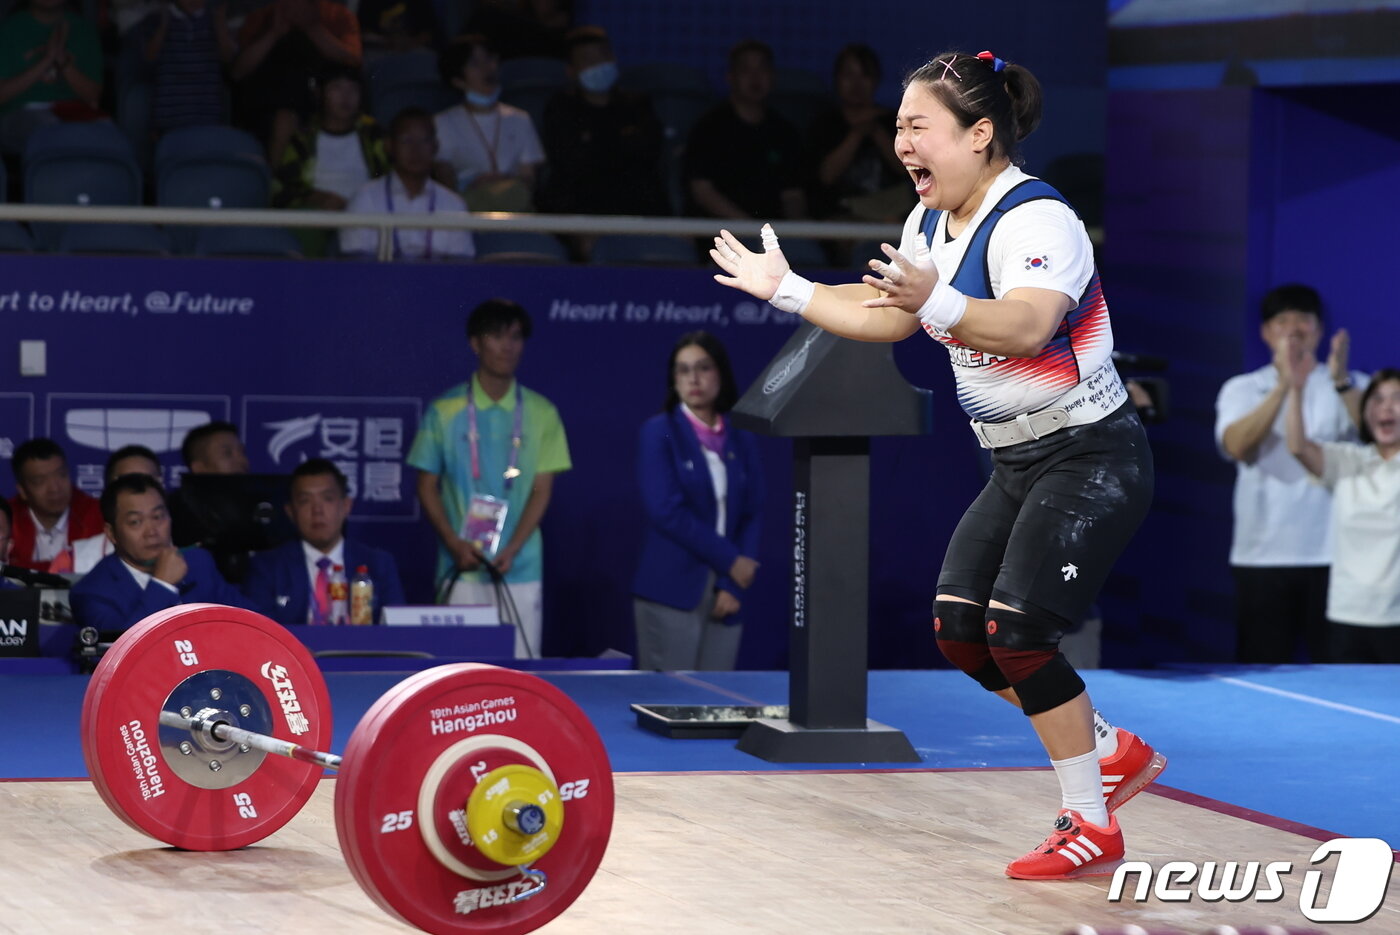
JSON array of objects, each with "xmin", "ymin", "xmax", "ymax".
[
  {"xmin": 464, "ymin": 0, "xmax": 570, "ymax": 61},
  {"xmin": 170, "ymin": 419, "xmax": 248, "ymax": 550},
  {"xmin": 536, "ymin": 25, "xmax": 666, "ymax": 221},
  {"xmin": 137, "ymin": 0, "xmax": 236, "ymax": 134},
  {"xmin": 272, "ymin": 64, "xmax": 388, "ymax": 255},
  {"xmin": 69, "ymin": 474, "xmax": 251, "ymax": 631},
  {"xmin": 0, "ymin": 498, "xmax": 21, "ymax": 590},
  {"xmin": 0, "ymin": 497, "xmax": 13, "ymax": 566},
  {"xmin": 409, "ymin": 298, "xmax": 571, "ymax": 657},
  {"xmin": 0, "ymin": 0, "xmax": 103, "ymax": 154},
  {"xmin": 230, "ymin": 0, "xmax": 362, "ymax": 163},
  {"xmin": 243, "ymin": 458, "xmax": 404, "ymax": 625},
  {"xmin": 633, "ymin": 331, "xmax": 763, "ymax": 670},
  {"xmin": 685, "ymin": 39, "xmax": 805, "ymax": 221},
  {"xmin": 55, "ymin": 444, "xmax": 161, "ymax": 575},
  {"xmin": 1215, "ymin": 284, "xmax": 1367, "ymax": 663},
  {"xmin": 182, "ymin": 420, "xmax": 249, "ymax": 475},
  {"xmin": 1287, "ymin": 366, "xmax": 1400, "ymax": 663},
  {"xmin": 357, "ymin": 0, "xmax": 438, "ymax": 58},
  {"xmin": 434, "ymin": 34, "xmax": 543, "ymax": 213},
  {"xmin": 6, "ymin": 438, "xmax": 103, "ymax": 572},
  {"xmin": 341, "ymin": 107, "xmax": 475, "ymax": 261},
  {"xmin": 806, "ymin": 43, "xmax": 905, "ymax": 221}
]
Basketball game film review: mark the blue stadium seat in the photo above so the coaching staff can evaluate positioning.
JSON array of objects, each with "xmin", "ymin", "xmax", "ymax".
[
  {"xmin": 473, "ymin": 230, "xmax": 568, "ymax": 264},
  {"xmin": 366, "ymin": 50, "xmax": 458, "ymax": 127},
  {"xmin": 589, "ymin": 234, "xmax": 696, "ymax": 267},
  {"xmin": 499, "ymin": 56, "xmax": 568, "ymax": 92},
  {"xmin": 24, "ymin": 122, "xmax": 145, "ymax": 250},
  {"xmin": 193, "ymin": 226, "xmax": 303, "ymax": 259},
  {"xmin": 155, "ymin": 126, "xmax": 269, "ymax": 251},
  {"xmin": 56, "ymin": 223, "xmax": 172, "ymax": 255},
  {"xmin": 366, "ymin": 49, "xmax": 439, "ymax": 88},
  {"xmin": 371, "ymin": 83, "xmax": 461, "ymax": 129},
  {"xmin": 619, "ymin": 63, "xmax": 712, "ymax": 96}
]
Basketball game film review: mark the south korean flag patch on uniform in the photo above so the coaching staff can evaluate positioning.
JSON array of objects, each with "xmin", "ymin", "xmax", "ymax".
[{"xmin": 1025, "ymin": 254, "xmax": 1050, "ymax": 271}]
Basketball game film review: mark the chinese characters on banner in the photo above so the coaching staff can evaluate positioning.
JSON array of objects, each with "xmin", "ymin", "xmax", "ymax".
[{"xmin": 242, "ymin": 397, "xmax": 422, "ymax": 520}]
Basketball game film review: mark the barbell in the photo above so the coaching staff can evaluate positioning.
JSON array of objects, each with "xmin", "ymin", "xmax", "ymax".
[{"xmin": 80, "ymin": 603, "xmax": 614, "ymax": 935}]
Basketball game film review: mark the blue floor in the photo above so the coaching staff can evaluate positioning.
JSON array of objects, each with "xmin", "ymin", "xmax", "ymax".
[{"xmin": 8, "ymin": 665, "xmax": 1398, "ymax": 847}]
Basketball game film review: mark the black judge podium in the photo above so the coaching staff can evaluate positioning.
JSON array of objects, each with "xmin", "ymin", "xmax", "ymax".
[{"xmin": 729, "ymin": 321, "xmax": 930, "ymax": 763}]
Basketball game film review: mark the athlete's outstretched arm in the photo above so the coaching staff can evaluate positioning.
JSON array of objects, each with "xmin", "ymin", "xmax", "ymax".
[
  {"xmin": 859, "ymin": 243, "xmax": 1072, "ymax": 358},
  {"xmin": 710, "ymin": 227, "xmax": 921, "ymax": 344}
]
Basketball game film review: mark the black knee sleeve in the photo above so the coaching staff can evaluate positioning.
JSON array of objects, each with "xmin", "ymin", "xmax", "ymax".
[
  {"xmin": 934, "ymin": 599, "xmax": 1010, "ymax": 692},
  {"xmin": 985, "ymin": 606, "xmax": 1085, "ymax": 716}
]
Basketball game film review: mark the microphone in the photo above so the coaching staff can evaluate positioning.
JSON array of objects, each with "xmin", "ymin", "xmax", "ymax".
[{"xmin": 0, "ymin": 563, "xmax": 71, "ymax": 589}]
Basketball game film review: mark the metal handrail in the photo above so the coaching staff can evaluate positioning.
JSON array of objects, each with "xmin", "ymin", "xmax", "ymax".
[
  {"xmin": 0, "ymin": 204, "xmax": 906, "ymax": 262},
  {"xmin": 0, "ymin": 204, "xmax": 1102, "ymax": 259}
]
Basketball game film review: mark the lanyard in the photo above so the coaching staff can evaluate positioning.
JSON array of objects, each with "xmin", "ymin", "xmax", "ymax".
[
  {"xmin": 464, "ymin": 106, "xmax": 502, "ymax": 175},
  {"xmin": 467, "ymin": 377, "xmax": 524, "ymax": 491},
  {"xmin": 384, "ymin": 175, "xmax": 435, "ymax": 259}
]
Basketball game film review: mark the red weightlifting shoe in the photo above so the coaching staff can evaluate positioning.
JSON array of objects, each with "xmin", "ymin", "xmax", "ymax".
[
  {"xmin": 1005, "ymin": 810, "xmax": 1125, "ymax": 880},
  {"xmin": 1100, "ymin": 728, "xmax": 1167, "ymax": 813}
]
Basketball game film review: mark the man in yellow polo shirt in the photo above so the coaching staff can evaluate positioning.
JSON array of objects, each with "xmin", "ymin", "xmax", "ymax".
[{"xmin": 409, "ymin": 298, "xmax": 571, "ymax": 657}]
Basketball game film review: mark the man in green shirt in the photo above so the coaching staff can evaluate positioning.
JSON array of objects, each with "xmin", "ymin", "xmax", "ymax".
[
  {"xmin": 0, "ymin": 0, "xmax": 102, "ymax": 152},
  {"xmin": 408, "ymin": 298, "xmax": 571, "ymax": 657}
]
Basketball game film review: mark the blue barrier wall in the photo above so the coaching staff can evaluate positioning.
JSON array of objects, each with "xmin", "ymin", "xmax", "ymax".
[{"xmin": 0, "ymin": 255, "xmax": 990, "ymax": 669}]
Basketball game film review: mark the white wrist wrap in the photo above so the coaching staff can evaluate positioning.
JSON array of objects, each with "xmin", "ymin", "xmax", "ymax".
[
  {"xmin": 916, "ymin": 279, "xmax": 968, "ymax": 332},
  {"xmin": 769, "ymin": 269, "xmax": 815, "ymax": 315}
]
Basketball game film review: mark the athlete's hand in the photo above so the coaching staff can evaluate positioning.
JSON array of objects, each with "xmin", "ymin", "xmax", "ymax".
[
  {"xmin": 859, "ymin": 237, "xmax": 938, "ymax": 311},
  {"xmin": 710, "ymin": 226, "xmax": 789, "ymax": 301}
]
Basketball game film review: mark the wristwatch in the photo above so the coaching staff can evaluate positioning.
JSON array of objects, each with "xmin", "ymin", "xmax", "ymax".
[{"xmin": 1335, "ymin": 378, "xmax": 1354, "ymax": 392}]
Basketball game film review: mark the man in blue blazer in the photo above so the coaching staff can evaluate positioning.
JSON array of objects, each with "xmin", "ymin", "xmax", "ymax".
[
  {"xmin": 243, "ymin": 459, "xmax": 405, "ymax": 625},
  {"xmin": 70, "ymin": 474, "xmax": 253, "ymax": 631}
]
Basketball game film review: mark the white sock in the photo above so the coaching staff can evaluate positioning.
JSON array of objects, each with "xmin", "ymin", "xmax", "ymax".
[
  {"xmin": 1051, "ymin": 750, "xmax": 1109, "ymax": 827},
  {"xmin": 1093, "ymin": 708, "xmax": 1118, "ymax": 759}
]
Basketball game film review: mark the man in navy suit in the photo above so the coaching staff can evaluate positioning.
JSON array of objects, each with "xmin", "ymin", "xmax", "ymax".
[
  {"xmin": 243, "ymin": 459, "xmax": 405, "ymax": 625},
  {"xmin": 70, "ymin": 474, "xmax": 253, "ymax": 631}
]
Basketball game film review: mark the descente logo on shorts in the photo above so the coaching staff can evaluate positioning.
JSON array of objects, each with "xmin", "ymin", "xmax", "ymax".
[{"xmin": 1106, "ymin": 837, "xmax": 1394, "ymax": 923}]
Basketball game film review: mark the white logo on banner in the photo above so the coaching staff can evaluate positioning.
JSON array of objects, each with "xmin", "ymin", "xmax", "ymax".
[
  {"xmin": 266, "ymin": 415, "xmax": 321, "ymax": 463},
  {"xmin": 261, "ymin": 413, "xmax": 406, "ymax": 502},
  {"xmin": 65, "ymin": 408, "xmax": 212, "ymax": 453}
]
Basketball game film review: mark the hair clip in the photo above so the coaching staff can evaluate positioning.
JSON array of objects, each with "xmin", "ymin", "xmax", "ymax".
[
  {"xmin": 936, "ymin": 58, "xmax": 961, "ymax": 80},
  {"xmin": 977, "ymin": 50, "xmax": 1006, "ymax": 73}
]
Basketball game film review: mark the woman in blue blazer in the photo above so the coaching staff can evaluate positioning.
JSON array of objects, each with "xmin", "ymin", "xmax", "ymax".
[{"xmin": 633, "ymin": 331, "xmax": 764, "ymax": 670}]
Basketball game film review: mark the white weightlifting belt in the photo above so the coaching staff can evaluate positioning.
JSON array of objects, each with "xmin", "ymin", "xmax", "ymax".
[{"xmin": 969, "ymin": 408, "xmax": 1070, "ymax": 449}]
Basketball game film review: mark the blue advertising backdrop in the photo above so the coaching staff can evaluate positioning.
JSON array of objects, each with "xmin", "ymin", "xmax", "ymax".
[{"xmin": 0, "ymin": 254, "xmax": 990, "ymax": 669}]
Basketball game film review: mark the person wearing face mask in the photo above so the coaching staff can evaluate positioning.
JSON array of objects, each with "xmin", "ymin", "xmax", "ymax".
[
  {"xmin": 1286, "ymin": 366, "xmax": 1400, "ymax": 663},
  {"xmin": 632, "ymin": 331, "xmax": 764, "ymax": 671},
  {"xmin": 1217, "ymin": 284, "xmax": 1367, "ymax": 664},
  {"xmin": 433, "ymin": 34, "xmax": 544, "ymax": 213},
  {"xmin": 535, "ymin": 25, "xmax": 667, "ymax": 220},
  {"xmin": 710, "ymin": 50, "xmax": 1165, "ymax": 881}
]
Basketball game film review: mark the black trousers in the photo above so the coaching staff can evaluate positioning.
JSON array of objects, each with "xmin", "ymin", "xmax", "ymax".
[
  {"xmin": 1231, "ymin": 565, "xmax": 1330, "ymax": 663},
  {"xmin": 1329, "ymin": 621, "xmax": 1400, "ymax": 664}
]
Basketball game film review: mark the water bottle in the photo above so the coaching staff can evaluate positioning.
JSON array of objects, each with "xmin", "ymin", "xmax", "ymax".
[
  {"xmin": 350, "ymin": 565, "xmax": 375, "ymax": 626},
  {"xmin": 329, "ymin": 564, "xmax": 349, "ymax": 625}
]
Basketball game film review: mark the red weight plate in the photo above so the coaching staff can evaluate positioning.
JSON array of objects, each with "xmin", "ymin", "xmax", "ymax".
[
  {"xmin": 335, "ymin": 664, "xmax": 613, "ymax": 935},
  {"xmin": 81, "ymin": 604, "xmax": 332, "ymax": 850}
]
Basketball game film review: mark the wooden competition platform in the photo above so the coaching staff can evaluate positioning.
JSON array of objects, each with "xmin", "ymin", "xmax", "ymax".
[{"xmin": 2, "ymin": 769, "xmax": 1396, "ymax": 935}]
